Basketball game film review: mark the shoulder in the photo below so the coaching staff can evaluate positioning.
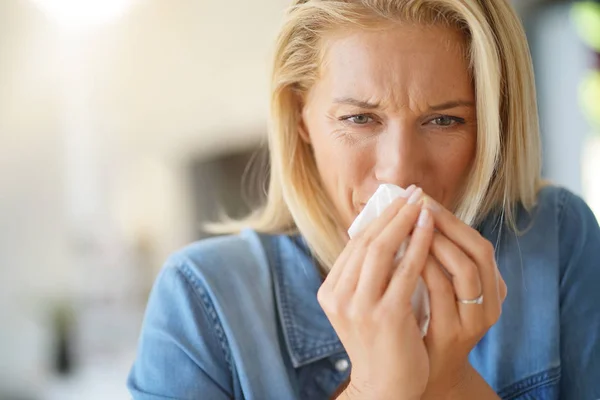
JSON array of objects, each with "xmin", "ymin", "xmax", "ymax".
[
  {"xmin": 128, "ymin": 231, "xmax": 285, "ymax": 388},
  {"xmin": 480, "ymin": 185, "xmax": 598, "ymax": 279},
  {"xmin": 128, "ymin": 232, "xmax": 274, "ymax": 398},
  {"xmin": 525, "ymin": 185, "xmax": 600, "ymax": 275},
  {"xmin": 163, "ymin": 229, "xmax": 276, "ymax": 289},
  {"xmin": 159, "ymin": 229, "xmax": 308, "ymax": 325},
  {"xmin": 534, "ymin": 185, "xmax": 591, "ymax": 222},
  {"xmin": 508, "ymin": 185, "xmax": 596, "ymax": 236},
  {"xmin": 542, "ymin": 186, "xmax": 598, "ymax": 235},
  {"xmin": 169, "ymin": 229, "xmax": 268, "ymax": 267},
  {"xmin": 544, "ymin": 187, "xmax": 600, "ymax": 273},
  {"xmin": 525, "ymin": 185, "xmax": 578, "ymax": 224},
  {"xmin": 533, "ymin": 184, "xmax": 598, "ymax": 237}
]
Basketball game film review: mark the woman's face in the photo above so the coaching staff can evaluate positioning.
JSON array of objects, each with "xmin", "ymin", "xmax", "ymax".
[{"xmin": 300, "ymin": 24, "xmax": 477, "ymax": 230}]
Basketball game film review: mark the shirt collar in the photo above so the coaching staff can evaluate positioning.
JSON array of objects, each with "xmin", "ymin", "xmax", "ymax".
[{"xmin": 267, "ymin": 234, "xmax": 345, "ymax": 368}]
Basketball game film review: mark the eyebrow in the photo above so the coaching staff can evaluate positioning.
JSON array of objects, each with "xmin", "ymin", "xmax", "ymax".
[
  {"xmin": 333, "ymin": 97, "xmax": 380, "ymax": 109},
  {"xmin": 333, "ymin": 97, "xmax": 475, "ymax": 111},
  {"xmin": 428, "ymin": 100, "xmax": 475, "ymax": 111}
]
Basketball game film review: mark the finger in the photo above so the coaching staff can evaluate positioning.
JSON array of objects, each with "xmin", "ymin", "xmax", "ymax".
[
  {"xmin": 356, "ymin": 189, "xmax": 425, "ymax": 301},
  {"xmin": 424, "ymin": 196, "xmax": 503, "ymax": 319},
  {"xmin": 333, "ymin": 243, "xmax": 367, "ymax": 297},
  {"xmin": 324, "ymin": 232, "xmax": 366, "ymax": 290},
  {"xmin": 319, "ymin": 242, "xmax": 366, "ymax": 318},
  {"xmin": 329, "ymin": 186, "xmax": 413, "ymax": 295},
  {"xmin": 430, "ymin": 232, "xmax": 484, "ymax": 328},
  {"xmin": 325, "ymin": 185, "xmax": 414, "ymax": 292},
  {"xmin": 383, "ymin": 207, "xmax": 433, "ymax": 305},
  {"xmin": 353, "ymin": 185, "xmax": 416, "ymax": 242},
  {"xmin": 421, "ymin": 255, "xmax": 459, "ymax": 339},
  {"xmin": 423, "ymin": 196, "xmax": 494, "ymax": 272},
  {"xmin": 430, "ymin": 232, "xmax": 482, "ymax": 299}
]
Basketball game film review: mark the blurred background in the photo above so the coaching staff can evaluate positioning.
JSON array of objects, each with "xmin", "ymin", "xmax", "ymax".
[{"xmin": 0, "ymin": 0, "xmax": 598, "ymax": 399}]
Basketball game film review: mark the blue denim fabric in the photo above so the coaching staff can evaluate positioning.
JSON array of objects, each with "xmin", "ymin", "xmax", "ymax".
[{"xmin": 127, "ymin": 186, "xmax": 600, "ymax": 399}]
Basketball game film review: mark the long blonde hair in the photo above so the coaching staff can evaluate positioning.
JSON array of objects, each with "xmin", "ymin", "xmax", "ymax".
[{"xmin": 210, "ymin": 0, "xmax": 542, "ymax": 270}]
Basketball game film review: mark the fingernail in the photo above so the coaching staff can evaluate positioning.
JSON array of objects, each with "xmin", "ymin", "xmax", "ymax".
[
  {"xmin": 423, "ymin": 196, "xmax": 441, "ymax": 212},
  {"xmin": 417, "ymin": 208, "xmax": 429, "ymax": 227},
  {"xmin": 407, "ymin": 187, "xmax": 423, "ymax": 204},
  {"xmin": 400, "ymin": 184, "xmax": 416, "ymax": 198}
]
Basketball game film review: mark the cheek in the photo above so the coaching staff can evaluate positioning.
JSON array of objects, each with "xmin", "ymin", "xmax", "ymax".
[
  {"xmin": 312, "ymin": 134, "xmax": 371, "ymax": 187},
  {"xmin": 310, "ymin": 132, "xmax": 374, "ymax": 220},
  {"xmin": 429, "ymin": 134, "xmax": 477, "ymax": 203}
]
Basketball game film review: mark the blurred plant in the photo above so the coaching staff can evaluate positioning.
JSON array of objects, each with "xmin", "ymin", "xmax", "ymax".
[
  {"xmin": 579, "ymin": 71, "xmax": 600, "ymax": 129},
  {"xmin": 572, "ymin": 1, "xmax": 600, "ymax": 134},
  {"xmin": 571, "ymin": 1, "xmax": 600, "ymax": 52},
  {"xmin": 50, "ymin": 300, "xmax": 76, "ymax": 375}
]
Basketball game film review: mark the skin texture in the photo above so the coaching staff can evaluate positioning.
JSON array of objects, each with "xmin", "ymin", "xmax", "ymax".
[
  {"xmin": 300, "ymin": 24, "xmax": 477, "ymax": 230},
  {"xmin": 301, "ymin": 24, "xmax": 507, "ymax": 399}
]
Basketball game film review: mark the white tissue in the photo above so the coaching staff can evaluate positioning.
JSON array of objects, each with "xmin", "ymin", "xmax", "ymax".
[{"xmin": 347, "ymin": 183, "xmax": 431, "ymax": 337}]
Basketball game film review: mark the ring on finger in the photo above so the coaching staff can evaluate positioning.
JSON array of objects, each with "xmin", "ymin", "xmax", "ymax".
[{"xmin": 456, "ymin": 293, "xmax": 484, "ymax": 305}]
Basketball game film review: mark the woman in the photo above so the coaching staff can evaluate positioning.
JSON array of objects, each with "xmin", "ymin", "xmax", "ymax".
[{"xmin": 127, "ymin": 0, "xmax": 600, "ymax": 399}]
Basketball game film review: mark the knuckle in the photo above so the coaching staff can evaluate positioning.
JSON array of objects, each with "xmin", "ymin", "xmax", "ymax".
[
  {"xmin": 466, "ymin": 320, "xmax": 485, "ymax": 338},
  {"xmin": 445, "ymin": 326, "xmax": 461, "ymax": 343},
  {"xmin": 347, "ymin": 303, "xmax": 368, "ymax": 323},
  {"xmin": 481, "ymin": 240, "xmax": 495, "ymax": 260},
  {"xmin": 372, "ymin": 301, "xmax": 396, "ymax": 323},
  {"xmin": 316, "ymin": 286, "xmax": 329, "ymax": 306},
  {"xmin": 484, "ymin": 312, "xmax": 499, "ymax": 329},
  {"xmin": 318, "ymin": 290, "xmax": 343, "ymax": 316},
  {"xmin": 326, "ymin": 300, "xmax": 344, "ymax": 318},
  {"xmin": 484, "ymin": 305, "xmax": 502, "ymax": 328}
]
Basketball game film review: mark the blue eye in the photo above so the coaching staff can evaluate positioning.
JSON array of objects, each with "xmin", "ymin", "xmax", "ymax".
[
  {"xmin": 430, "ymin": 115, "xmax": 465, "ymax": 127},
  {"xmin": 340, "ymin": 114, "xmax": 374, "ymax": 125}
]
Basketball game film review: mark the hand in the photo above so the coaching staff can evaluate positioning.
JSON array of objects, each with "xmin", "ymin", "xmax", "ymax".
[
  {"xmin": 318, "ymin": 187, "xmax": 433, "ymax": 400},
  {"xmin": 419, "ymin": 196, "xmax": 507, "ymax": 398}
]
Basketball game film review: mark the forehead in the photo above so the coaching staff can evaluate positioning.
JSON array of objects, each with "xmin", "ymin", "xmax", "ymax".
[{"xmin": 316, "ymin": 24, "xmax": 473, "ymax": 108}]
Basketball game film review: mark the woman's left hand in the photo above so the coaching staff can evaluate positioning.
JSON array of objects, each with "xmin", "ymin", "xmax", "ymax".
[{"xmin": 419, "ymin": 196, "xmax": 507, "ymax": 398}]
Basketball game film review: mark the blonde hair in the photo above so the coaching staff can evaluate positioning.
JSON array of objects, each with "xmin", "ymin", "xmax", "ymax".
[{"xmin": 210, "ymin": 0, "xmax": 542, "ymax": 270}]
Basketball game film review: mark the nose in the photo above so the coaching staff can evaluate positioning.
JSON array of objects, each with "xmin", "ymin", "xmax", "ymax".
[{"xmin": 373, "ymin": 122, "xmax": 423, "ymax": 189}]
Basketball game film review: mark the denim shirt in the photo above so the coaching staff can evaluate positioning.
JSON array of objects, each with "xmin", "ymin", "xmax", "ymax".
[{"xmin": 127, "ymin": 186, "xmax": 600, "ymax": 399}]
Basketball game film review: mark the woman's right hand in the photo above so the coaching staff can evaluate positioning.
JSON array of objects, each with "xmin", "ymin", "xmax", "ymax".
[{"xmin": 317, "ymin": 187, "xmax": 434, "ymax": 400}]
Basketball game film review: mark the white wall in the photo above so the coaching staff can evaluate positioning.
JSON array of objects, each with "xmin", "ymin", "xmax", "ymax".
[{"xmin": 0, "ymin": 0, "xmax": 287, "ymax": 395}]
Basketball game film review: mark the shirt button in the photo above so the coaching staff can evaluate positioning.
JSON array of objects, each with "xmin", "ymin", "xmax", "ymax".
[{"xmin": 335, "ymin": 358, "xmax": 349, "ymax": 372}]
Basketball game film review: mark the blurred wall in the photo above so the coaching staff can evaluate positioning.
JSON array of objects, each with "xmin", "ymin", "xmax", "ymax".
[
  {"xmin": 0, "ymin": 0, "xmax": 287, "ymax": 396},
  {"xmin": 527, "ymin": 2, "xmax": 594, "ymax": 196}
]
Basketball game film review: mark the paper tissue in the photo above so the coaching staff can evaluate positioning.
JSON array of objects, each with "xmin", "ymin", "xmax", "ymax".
[{"xmin": 347, "ymin": 183, "xmax": 431, "ymax": 337}]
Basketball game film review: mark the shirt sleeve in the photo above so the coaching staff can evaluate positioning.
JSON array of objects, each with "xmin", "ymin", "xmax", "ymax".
[
  {"xmin": 127, "ymin": 258, "xmax": 233, "ymax": 400},
  {"xmin": 557, "ymin": 190, "xmax": 600, "ymax": 399}
]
